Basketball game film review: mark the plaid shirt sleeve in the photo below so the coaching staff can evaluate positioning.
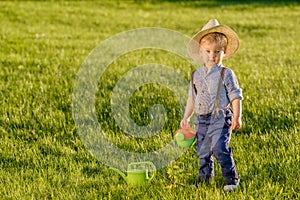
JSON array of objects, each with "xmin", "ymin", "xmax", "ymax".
[{"xmin": 224, "ymin": 68, "xmax": 243, "ymax": 102}]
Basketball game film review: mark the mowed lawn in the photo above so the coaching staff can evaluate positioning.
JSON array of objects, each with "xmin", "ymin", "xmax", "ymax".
[{"xmin": 0, "ymin": 1, "xmax": 299, "ymax": 199}]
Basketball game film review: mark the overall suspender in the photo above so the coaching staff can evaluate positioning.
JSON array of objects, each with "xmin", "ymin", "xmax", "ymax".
[
  {"xmin": 191, "ymin": 70, "xmax": 197, "ymax": 97},
  {"xmin": 212, "ymin": 67, "xmax": 226, "ymax": 116}
]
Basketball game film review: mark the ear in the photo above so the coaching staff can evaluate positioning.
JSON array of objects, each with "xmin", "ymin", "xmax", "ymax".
[{"xmin": 198, "ymin": 46, "xmax": 204, "ymax": 54}]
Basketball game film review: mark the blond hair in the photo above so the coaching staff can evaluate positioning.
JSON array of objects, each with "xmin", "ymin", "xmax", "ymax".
[{"xmin": 200, "ymin": 32, "xmax": 228, "ymax": 50}]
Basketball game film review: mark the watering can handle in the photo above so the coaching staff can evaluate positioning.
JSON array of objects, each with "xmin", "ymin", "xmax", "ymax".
[{"xmin": 128, "ymin": 161, "xmax": 156, "ymax": 182}]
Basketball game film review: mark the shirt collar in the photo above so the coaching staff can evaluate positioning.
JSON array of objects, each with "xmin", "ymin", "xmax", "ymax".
[{"xmin": 202, "ymin": 64, "xmax": 223, "ymax": 74}]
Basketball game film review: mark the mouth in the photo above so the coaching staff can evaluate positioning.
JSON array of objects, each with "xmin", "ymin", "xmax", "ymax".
[{"xmin": 206, "ymin": 60, "xmax": 217, "ymax": 67}]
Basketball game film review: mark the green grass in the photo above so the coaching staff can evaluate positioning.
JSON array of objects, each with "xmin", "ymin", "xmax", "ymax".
[{"xmin": 1, "ymin": 1, "xmax": 299, "ymax": 199}]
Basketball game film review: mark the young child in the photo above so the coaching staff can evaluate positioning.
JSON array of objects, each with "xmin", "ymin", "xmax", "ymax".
[{"xmin": 181, "ymin": 19, "xmax": 243, "ymax": 191}]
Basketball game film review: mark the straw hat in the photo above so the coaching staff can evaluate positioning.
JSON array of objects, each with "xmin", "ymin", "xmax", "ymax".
[{"xmin": 187, "ymin": 19, "xmax": 240, "ymax": 62}]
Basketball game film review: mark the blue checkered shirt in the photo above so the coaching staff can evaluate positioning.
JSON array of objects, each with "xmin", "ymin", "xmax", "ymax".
[{"xmin": 188, "ymin": 65, "xmax": 243, "ymax": 115}]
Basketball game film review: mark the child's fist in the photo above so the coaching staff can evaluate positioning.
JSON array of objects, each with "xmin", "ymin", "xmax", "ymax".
[
  {"xmin": 232, "ymin": 117, "xmax": 242, "ymax": 130},
  {"xmin": 180, "ymin": 119, "xmax": 189, "ymax": 128}
]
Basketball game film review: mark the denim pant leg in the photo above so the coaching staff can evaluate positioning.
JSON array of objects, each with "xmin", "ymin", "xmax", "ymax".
[
  {"xmin": 195, "ymin": 116, "xmax": 214, "ymax": 181},
  {"xmin": 211, "ymin": 109, "xmax": 239, "ymax": 184}
]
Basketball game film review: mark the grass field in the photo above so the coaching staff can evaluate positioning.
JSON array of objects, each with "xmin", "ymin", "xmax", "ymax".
[{"xmin": 1, "ymin": 1, "xmax": 299, "ymax": 199}]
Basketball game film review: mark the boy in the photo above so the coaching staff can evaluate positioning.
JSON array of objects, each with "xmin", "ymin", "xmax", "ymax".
[{"xmin": 181, "ymin": 19, "xmax": 243, "ymax": 191}]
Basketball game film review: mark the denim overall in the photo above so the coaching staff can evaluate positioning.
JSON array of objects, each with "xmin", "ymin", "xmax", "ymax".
[{"xmin": 194, "ymin": 108, "xmax": 239, "ymax": 185}]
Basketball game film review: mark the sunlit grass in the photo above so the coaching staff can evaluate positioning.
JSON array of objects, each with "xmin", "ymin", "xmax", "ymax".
[{"xmin": 0, "ymin": 1, "xmax": 299, "ymax": 199}]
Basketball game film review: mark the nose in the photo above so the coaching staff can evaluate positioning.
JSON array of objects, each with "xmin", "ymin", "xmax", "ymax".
[{"xmin": 209, "ymin": 52, "xmax": 215, "ymax": 59}]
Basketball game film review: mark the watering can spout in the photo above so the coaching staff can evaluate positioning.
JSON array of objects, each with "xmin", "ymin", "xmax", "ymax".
[{"xmin": 109, "ymin": 167, "xmax": 128, "ymax": 182}]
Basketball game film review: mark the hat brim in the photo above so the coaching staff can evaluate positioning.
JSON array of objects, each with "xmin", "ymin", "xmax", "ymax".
[{"xmin": 187, "ymin": 24, "xmax": 240, "ymax": 63}]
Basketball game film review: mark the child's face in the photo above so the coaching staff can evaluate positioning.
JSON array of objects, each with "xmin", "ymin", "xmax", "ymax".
[{"xmin": 199, "ymin": 40, "xmax": 226, "ymax": 68}]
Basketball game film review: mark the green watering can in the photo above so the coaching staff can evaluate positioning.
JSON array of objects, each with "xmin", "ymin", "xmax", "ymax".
[{"xmin": 110, "ymin": 161, "xmax": 156, "ymax": 186}]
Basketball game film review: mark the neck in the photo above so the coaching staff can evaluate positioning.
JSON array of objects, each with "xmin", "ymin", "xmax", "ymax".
[
  {"xmin": 204, "ymin": 64, "xmax": 215, "ymax": 72},
  {"xmin": 204, "ymin": 63, "xmax": 222, "ymax": 70},
  {"xmin": 205, "ymin": 66, "xmax": 212, "ymax": 73}
]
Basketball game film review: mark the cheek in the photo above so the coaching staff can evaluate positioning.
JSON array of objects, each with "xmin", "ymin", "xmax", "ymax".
[{"xmin": 199, "ymin": 49, "xmax": 208, "ymax": 59}]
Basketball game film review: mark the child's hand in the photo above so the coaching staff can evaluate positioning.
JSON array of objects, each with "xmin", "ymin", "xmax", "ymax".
[
  {"xmin": 180, "ymin": 118, "xmax": 189, "ymax": 128},
  {"xmin": 232, "ymin": 117, "xmax": 242, "ymax": 130}
]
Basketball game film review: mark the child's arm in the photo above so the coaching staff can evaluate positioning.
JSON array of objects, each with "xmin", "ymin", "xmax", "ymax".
[
  {"xmin": 180, "ymin": 97, "xmax": 194, "ymax": 128},
  {"xmin": 231, "ymin": 98, "xmax": 242, "ymax": 130}
]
